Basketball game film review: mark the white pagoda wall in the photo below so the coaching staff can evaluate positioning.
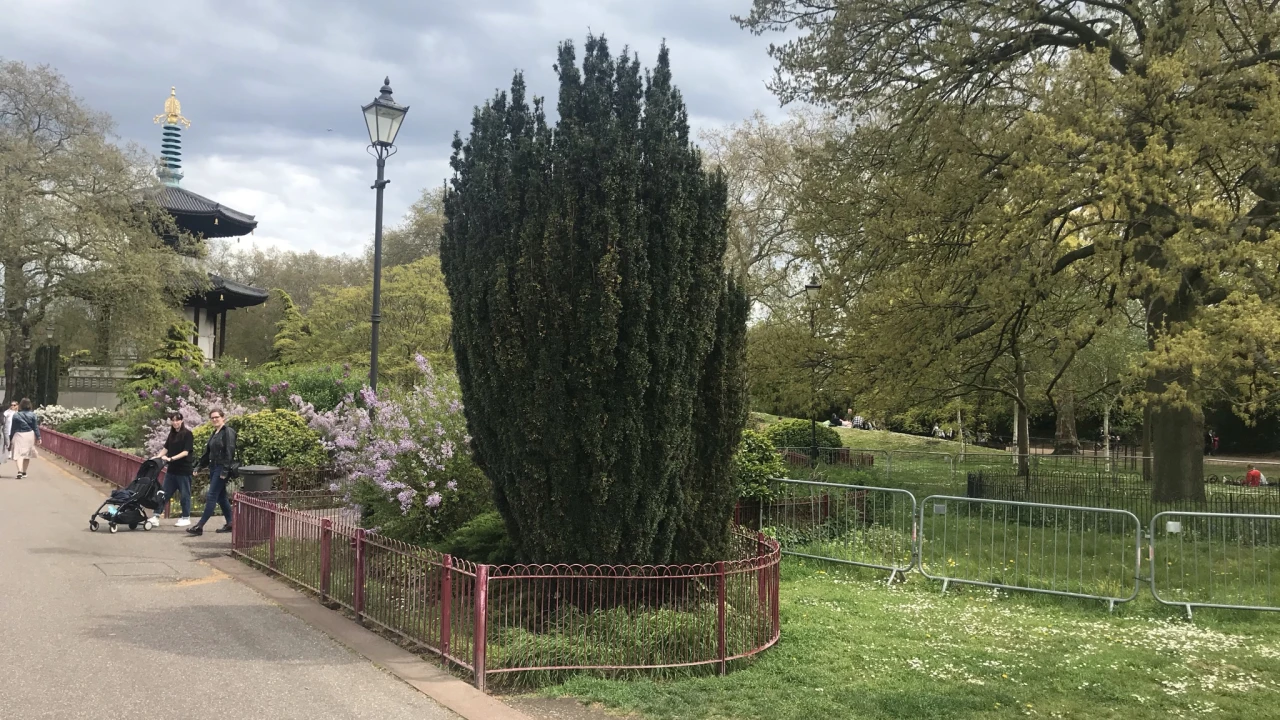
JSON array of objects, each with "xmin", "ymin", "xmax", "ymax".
[{"xmin": 184, "ymin": 305, "xmax": 215, "ymax": 360}]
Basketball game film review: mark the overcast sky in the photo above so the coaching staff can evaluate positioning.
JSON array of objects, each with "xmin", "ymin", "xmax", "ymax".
[{"xmin": 1, "ymin": 0, "xmax": 785, "ymax": 256}]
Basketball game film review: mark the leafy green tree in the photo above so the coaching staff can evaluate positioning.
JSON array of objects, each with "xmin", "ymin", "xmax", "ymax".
[
  {"xmin": 206, "ymin": 243, "xmax": 367, "ymax": 365},
  {"xmin": 442, "ymin": 37, "xmax": 749, "ymax": 564},
  {"xmin": 286, "ymin": 256, "xmax": 452, "ymax": 383},
  {"xmin": 740, "ymin": 0, "xmax": 1280, "ymax": 499},
  {"xmin": 125, "ymin": 322, "xmax": 204, "ymax": 395},
  {"xmin": 266, "ymin": 289, "xmax": 311, "ymax": 368},
  {"xmin": 368, "ymin": 184, "xmax": 446, "ymax": 268},
  {"xmin": 1, "ymin": 60, "xmax": 196, "ymax": 398}
]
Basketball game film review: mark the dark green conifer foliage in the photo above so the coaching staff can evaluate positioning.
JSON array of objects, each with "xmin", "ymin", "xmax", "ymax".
[{"xmin": 441, "ymin": 37, "xmax": 748, "ymax": 564}]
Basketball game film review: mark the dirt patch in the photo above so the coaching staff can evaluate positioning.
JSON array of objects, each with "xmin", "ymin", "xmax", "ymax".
[{"xmin": 504, "ymin": 696, "xmax": 639, "ymax": 720}]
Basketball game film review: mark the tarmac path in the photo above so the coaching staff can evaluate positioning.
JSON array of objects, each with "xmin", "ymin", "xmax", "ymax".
[{"xmin": 0, "ymin": 456, "xmax": 460, "ymax": 720}]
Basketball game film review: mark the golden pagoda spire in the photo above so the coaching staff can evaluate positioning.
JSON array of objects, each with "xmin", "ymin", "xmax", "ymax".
[{"xmin": 153, "ymin": 86, "xmax": 191, "ymax": 128}]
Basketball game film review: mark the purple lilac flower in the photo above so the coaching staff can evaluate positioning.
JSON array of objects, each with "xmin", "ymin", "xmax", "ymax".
[
  {"xmin": 425, "ymin": 492, "xmax": 443, "ymax": 509},
  {"xmin": 446, "ymin": 480, "xmax": 458, "ymax": 491}
]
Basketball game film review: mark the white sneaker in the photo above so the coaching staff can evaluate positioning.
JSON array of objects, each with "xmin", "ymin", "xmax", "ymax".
[{"xmin": 174, "ymin": 518, "xmax": 192, "ymax": 527}]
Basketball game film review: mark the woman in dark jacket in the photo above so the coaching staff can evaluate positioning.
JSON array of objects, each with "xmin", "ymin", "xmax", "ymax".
[
  {"xmin": 187, "ymin": 409, "xmax": 237, "ymax": 536},
  {"xmin": 153, "ymin": 412, "xmax": 195, "ymax": 526}
]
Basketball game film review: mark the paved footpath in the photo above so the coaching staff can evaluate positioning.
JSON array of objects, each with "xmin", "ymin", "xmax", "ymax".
[{"xmin": 0, "ymin": 457, "xmax": 460, "ymax": 720}]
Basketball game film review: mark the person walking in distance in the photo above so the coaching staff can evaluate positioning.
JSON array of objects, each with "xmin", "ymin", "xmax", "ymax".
[
  {"xmin": 3, "ymin": 400, "xmax": 17, "ymax": 468},
  {"xmin": 187, "ymin": 409, "xmax": 236, "ymax": 536},
  {"xmin": 153, "ymin": 412, "xmax": 195, "ymax": 526},
  {"xmin": 9, "ymin": 399, "xmax": 41, "ymax": 479}
]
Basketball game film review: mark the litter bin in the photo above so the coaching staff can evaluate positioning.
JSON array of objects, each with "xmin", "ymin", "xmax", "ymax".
[{"xmin": 239, "ymin": 465, "xmax": 280, "ymax": 493}]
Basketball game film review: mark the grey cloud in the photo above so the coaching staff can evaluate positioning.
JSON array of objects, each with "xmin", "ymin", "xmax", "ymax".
[{"xmin": 1, "ymin": 0, "xmax": 785, "ymax": 253}]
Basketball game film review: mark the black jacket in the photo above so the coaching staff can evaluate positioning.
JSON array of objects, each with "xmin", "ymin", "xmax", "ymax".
[{"xmin": 197, "ymin": 425, "xmax": 237, "ymax": 474}]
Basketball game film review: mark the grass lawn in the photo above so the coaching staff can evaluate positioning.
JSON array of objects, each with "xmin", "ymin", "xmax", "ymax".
[{"xmin": 546, "ymin": 560, "xmax": 1280, "ymax": 719}]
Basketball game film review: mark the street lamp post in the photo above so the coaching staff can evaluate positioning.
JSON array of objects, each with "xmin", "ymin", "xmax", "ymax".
[
  {"xmin": 362, "ymin": 77, "xmax": 409, "ymax": 392},
  {"xmin": 805, "ymin": 275, "xmax": 822, "ymax": 467}
]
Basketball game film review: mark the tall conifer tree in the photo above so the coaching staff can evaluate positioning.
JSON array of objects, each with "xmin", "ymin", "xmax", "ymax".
[{"xmin": 441, "ymin": 37, "xmax": 748, "ymax": 564}]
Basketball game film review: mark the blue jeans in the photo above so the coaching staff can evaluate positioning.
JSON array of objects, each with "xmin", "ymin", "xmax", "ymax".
[
  {"xmin": 197, "ymin": 465, "xmax": 233, "ymax": 527},
  {"xmin": 162, "ymin": 473, "xmax": 192, "ymax": 517}
]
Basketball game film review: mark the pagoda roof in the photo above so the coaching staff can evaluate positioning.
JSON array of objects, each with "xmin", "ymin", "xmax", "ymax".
[
  {"xmin": 154, "ymin": 186, "xmax": 258, "ymax": 238},
  {"xmin": 187, "ymin": 274, "xmax": 270, "ymax": 311}
]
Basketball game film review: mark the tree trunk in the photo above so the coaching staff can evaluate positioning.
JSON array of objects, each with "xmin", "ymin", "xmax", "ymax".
[
  {"xmin": 1144, "ymin": 283, "xmax": 1205, "ymax": 501},
  {"xmin": 1014, "ymin": 354, "xmax": 1030, "ymax": 477},
  {"xmin": 93, "ymin": 306, "xmax": 112, "ymax": 364},
  {"xmin": 1148, "ymin": 374, "xmax": 1206, "ymax": 502},
  {"xmin": 1052, "ymin": 386, "xmax": 1080, "ymax": 455},
  {"xmin": 956, "ymin": 408, "xmax": 965, "ymax": 462},
  {"xmin": 1102, "ymin": 402, "xmax": 1112, "ymax": 473},
  {"xmin": 3, "ymin": 326, "xmax": 34, "ymax": 404}
]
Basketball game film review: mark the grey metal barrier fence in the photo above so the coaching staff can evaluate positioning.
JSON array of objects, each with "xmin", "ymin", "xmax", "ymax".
[
  {"xmin": 1149, "ymin": 511, "xmax": 1280, "ymax": 619},
  {"xmin": 765, "ymin": 479, "xmax": 917, "ymax": 583},
  {"xmin": 918, "ymin": 496, "xmax": 1142, "ymax": 610}
]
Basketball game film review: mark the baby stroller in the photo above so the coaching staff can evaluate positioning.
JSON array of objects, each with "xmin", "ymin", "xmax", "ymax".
[{"xmin": 89, "ymin": 458, "xmax": 167, "ymax": 534}]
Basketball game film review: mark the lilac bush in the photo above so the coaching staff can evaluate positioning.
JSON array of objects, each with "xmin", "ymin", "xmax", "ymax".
[
  {"xmin": 142, "ymin": 389, "xmax": 248, "ymax": 456},
  {"xmin": 291, "ymin": 355, "xmax": 488, "ymax": 541}
]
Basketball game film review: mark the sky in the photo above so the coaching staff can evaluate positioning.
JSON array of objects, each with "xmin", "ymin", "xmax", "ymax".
[{"xmin": 1, "ymin": 0, "xmax": 786, "ymax": 256}]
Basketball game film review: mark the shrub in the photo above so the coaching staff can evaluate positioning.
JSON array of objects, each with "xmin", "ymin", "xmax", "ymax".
[
  {"xmin": 442, "ymin": 39, "xmax": 749, "ymax": 564},
  {"xmin": 192, "ymin": 409, "xmax": 327, "ymax": 469},
  {"xmin": 764, "ymin": 418, "xmax": 841, "ymax": 450},
  {"xmin": 75, "ymin": 422, "xmax": 134, "ymax": 449},
  {"xmin": 433, "ymin": 511, "xmax": 515, "ymax": 564},
  {"xmin": 35, "ymin": 405, "xmax": 113, "ymax": 430},
  {"xmin": 57, "ymin": 412, "xmax": 118, "ymax": 436},
  {"xmin": 733, "ymin": 430, "xmax": 785, "ymax": 500},
  {"xmin": 294, "ymin": 357, "xmax": 491, "ymax": 544}
]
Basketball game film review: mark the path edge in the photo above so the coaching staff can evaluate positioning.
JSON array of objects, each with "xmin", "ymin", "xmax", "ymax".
[
  {"xmin": 40, "ymin": 453, "xmax": 529, "ymax": 720},
  {"xmin": 207, "ymin": 555, "xmax": 532, "ymax": 720}
]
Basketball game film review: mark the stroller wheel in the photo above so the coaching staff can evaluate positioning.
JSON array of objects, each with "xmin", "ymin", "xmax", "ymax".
[
  {"xmin": 109, "ymin": 523, "xmax": 118, "ymax": 534},
  {"xmin": 143, "ymin": 519, "xmax": 154, "ymax": 531},
  {"xmin": 89, "ymin": 520, "xmax": 99, "ymax": 532}
]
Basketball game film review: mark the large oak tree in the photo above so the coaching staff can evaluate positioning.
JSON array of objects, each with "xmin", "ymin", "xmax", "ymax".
[{"xmin": 740, "ymin": 0, "xmax": 1280, "ymax": 499}]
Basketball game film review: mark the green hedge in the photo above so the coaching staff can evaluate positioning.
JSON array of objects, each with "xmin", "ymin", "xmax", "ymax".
[
  {"xmin": 764, "ymin": 418, "xmax": 841, "ymax": 450},
  {"xmin": 733, "ymin": 429, "xmax": 786, "ymax": 500},
  {"xmin": 192, "ymin": 409, "xmax": 328, "ymax": 469}
]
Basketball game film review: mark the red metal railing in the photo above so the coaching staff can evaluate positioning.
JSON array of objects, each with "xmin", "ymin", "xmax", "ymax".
[
  {"xmin": 43, "ymin": 430, "xmax": 332, "ymax": 516},
  {"xmin": 233, "ymin": 491, "xmax": 781, "ymax": 691},
  {"xmin": 41, "ymin": 428, "xmax": 162, "ymax": 488}
]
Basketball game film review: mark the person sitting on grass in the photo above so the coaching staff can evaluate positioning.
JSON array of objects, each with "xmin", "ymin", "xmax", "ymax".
[{"xmin": 1245, "ymin": 464, "xmax": 1263, "ymax": 487}]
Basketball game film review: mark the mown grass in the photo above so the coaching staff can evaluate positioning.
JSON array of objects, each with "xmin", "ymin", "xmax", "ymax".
[{"xmin": 546, "ymin": 559, "xmax": 1280, "ymax": 719}]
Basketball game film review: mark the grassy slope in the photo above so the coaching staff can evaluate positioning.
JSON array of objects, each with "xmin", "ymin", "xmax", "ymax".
[
  {"xmin": 753, "ymin": 413, "xmax": 980, "ymax": 454},
  {"xmin": 549, "ymin": 561, "xmax": 1280, "ymax": 720}
]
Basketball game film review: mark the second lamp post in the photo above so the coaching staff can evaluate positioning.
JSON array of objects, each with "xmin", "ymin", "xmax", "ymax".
[
  {"xmin": 805, "ymin": 275, "xmax": 822, "ymax": 466},
  {"xmin": 362, "ymin": 77, "xmax": 409, "ymax": 392}
]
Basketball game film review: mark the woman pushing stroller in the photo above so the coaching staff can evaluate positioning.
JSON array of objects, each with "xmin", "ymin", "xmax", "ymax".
[
  {"xmin": 152, "ymin": 412, "xmax": 194, "ymax": 526},
  {"xmin": 186, "ymin": 408, "xmax": 236, "ymax": 536}
]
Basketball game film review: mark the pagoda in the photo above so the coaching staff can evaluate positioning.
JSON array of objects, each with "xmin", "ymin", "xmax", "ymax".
[{"xmin": 152, "ymin": 87, "xmax": 268, "ymax": 360}]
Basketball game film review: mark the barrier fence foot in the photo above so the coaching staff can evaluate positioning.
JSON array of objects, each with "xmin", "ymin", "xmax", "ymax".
[
  {"xmin": 941, "ymin": 579, "xmax": 950, "ymax": 594},
  {"xmin": 1107, "ymin": 599, "xmax": 1115, "ymax": 613},
  {"xmin": 1185, "ymin": 604, "xmax": 1193, "ymax": 621},
  {"xmin": 886, "ymin": 569, "xmax": 899, "ymax": 586}
]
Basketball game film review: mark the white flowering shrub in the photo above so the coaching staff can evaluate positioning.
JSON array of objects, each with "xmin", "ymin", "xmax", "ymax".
[{"xmin": 35, "ymin": 405, "xmax": 113, "ymax": 429}]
